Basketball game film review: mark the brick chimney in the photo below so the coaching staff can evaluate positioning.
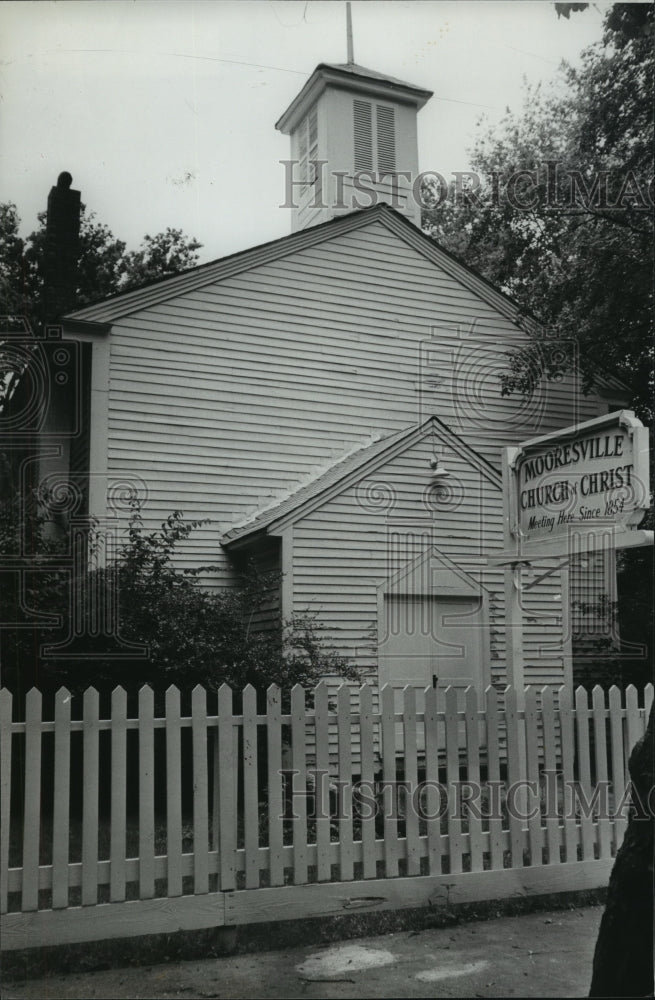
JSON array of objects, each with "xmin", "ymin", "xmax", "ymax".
[{"xmin": 42, "ymin": 171, "xmax": 81, "ymax": 323}]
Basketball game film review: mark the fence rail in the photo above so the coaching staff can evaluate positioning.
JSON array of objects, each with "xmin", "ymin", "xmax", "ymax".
[{"xmin": 1, "ymin": 681, "xmax": 652, "ymax": 951}]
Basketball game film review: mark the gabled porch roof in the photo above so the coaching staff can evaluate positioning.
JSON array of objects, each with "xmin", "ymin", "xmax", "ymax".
[{"xmin": 222, "ymin": 415, "xmax": 501, "ymax": 547}]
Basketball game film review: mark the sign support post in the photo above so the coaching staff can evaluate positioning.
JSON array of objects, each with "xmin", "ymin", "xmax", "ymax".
[
  {"xmin": 504, "ymin": 560, "xmax": 530, "ymax": 822},
  {"xmin": 501, "ymin": 445, "xmax": 528, "ymax": 699},
  {"xmin": 501, "ymin": 446, "xmax": 530, "ymax": 819},
  {"xmin": 504, "ymin": 563, "xmax": 526, "ymax": 701}
]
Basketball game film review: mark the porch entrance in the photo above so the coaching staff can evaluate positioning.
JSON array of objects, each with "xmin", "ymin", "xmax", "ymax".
[{"xmin": 378, "ymin": 593, "xmax": 485, "ymax": 752}]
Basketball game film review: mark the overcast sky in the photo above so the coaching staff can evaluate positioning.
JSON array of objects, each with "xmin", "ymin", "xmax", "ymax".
[{"xmin": 1, "ymin": 0, "xmax": 612, "ymax": 262}]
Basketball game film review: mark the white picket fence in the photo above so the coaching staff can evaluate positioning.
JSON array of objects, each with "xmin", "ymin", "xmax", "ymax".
[{"xmin": 0, "ymin": 681, "xmax": 652, "ymax": 951}]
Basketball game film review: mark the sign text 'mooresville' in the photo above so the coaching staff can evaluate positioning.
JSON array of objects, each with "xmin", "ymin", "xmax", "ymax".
[{"xmin": 521, "ymin": 433, "xmax": 625, "ymax": 483}]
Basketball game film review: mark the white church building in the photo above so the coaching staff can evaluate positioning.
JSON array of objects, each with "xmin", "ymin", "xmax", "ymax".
[{"xmin": 45, "ymin": 56, "xmax": 624, "ymax": 709}]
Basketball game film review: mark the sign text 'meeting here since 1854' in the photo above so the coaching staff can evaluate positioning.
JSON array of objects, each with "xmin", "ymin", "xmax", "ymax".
[{"xmin": 506, "ymin": 410, "xmax": 650, "ymax": 557}]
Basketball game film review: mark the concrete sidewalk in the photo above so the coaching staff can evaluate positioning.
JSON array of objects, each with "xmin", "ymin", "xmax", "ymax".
[{"xmin": 2, "ymin": 905, "xmax": 602, "ymax": 999}]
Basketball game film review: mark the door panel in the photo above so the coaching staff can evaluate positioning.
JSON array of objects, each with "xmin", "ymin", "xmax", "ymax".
[{"xmin": 379, "ymin": 595, "xmax": 483, "ymax": 751}]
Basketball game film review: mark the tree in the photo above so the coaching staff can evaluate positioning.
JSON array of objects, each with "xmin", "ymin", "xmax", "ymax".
[
  {"xmin": 421, "ymin": 3, "xmax": 653, "ymax": 422},
  {"xmin": 121, "ymin": 228, "xmax": 204, "ymax": 289},
  {"xmin": 421, "ymin": 3, "xmax": 653, "ymax": 691},
  {"xmin": 0, "ymin": 204, "xmax": 27, "ymax": 323},
  {"xmin": 1, "ymin": 203, "xmax": 202, "ymax": 327}
]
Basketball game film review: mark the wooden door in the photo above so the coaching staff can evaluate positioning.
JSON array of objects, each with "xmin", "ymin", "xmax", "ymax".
[{"xmin": 379, "ymin": 594, "xmax": 483, "ymax": 751}]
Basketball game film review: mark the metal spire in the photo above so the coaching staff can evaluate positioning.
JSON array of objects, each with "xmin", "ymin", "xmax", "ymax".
[{"xmin": 346, "ymin": 2, "xmax": 354, "ymax": 64}]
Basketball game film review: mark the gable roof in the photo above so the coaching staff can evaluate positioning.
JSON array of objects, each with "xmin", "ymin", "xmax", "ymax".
[
  {"xmin": 63, "ymin": 203, "xmax": 538, "ymax": 335},
  {"xmin": 222, "ymin": 415, "xmax": 501, "ymax": 547}
]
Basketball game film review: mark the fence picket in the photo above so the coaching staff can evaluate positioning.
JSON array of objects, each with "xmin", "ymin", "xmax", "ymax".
[
  {"xmin": 138, "ymin": 686, "xmax": 156, "ymax": 899},
  {"xmin": 211, "ymin": 722, "xmax": 219, "ymax": 857},
  {"xmin": 266, "ymin": 685, "xmax": 284, "ymax": 887},
  {"xmin": 380, "ymin": 684, "xmax": 398, "ymax": 879},
  {"xmin": 218, "ymin": 685, "xmax": 236, "ymax": 891},
  {"xmin": 423, "ymin": 685, "xmax": 442, "ymax": 875},
  {"xmin": 608, "ymin": 686, "xmax": 627, "ymax": 850},
  {"xmin": 358, "ymin": 684, "xmax": 376, "ymax": 880},
  {"xmin": 524, "ymin": 687, "xmax": 542, "ymax": 867},
  {"xmin": 504, "ymin": 686, "xmax": 525, "ymax": 869},
  {"xmin": 464, "ymin": 686, "xmax": 484, "ymax": 873},
  {"xmin": 540, "ymin": 687, "xmax": 560, "ymax": 865},
  {"xmin": 558, "ymin": 687, "xmax": 577, "ymax": 864},
  {"xmin": 242, "ymin": 685, "xmax": 259, "ymax": 890},
  {"xmin": 165, "ymin": 687, "xmax": 182, "ymax": 898},
  {"xmin": 52, "ymin": 688, "xmax": 72, "ymax": 909},
  {"xmin": 337, "ymin": 685, "xmax": 354, "ymax": 882},
  {"xmin": 575, "ymin": 686, "xmax": 596, "ymax": 862},
  {"xmin": 110, "ymin": 688, "xmax": 128, "ymax": 903},
  {"xmin": 290, "ymin": 685, "xmax": 308, "ymax": 885},
  {"xmin": 0, "ymin": 689, "xmax": 12, "ymax": 914},
  {"xmin": 22, "ymin": 689, "xmax": 43, "ymax": 912},
  {"xmin": 402, "ymin": 686, "xmax": 420, "ymax": 877},
  {"xmin": 312, "ymin": 683, "xmax": 331, "ymax": 883},
  {"xmin": 445, "ymin": 686, "xmax": 463, "ymax": 875},
  {"xmin": 82, "ymin": 688, "xmax": 100, "ymax": 907},
  {"xmin": 192, "ymin": 686, "xmax": 209, "ymax": 894},
  {"xmin": 592, "ymin": 686, "xmax": 612, "ymax": 860},
  {"xmin": 484, "ymin": 686, "xmax": 504, "ymax": 872}
]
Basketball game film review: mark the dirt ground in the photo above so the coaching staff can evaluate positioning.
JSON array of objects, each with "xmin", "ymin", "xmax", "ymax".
[{"xmin": 1, "ymin": 905, "xmax": 602, "ymax": 999}]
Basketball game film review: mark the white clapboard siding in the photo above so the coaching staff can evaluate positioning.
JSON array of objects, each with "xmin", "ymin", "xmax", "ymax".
[
  {"xmin": 102, "ymin": 221, "xmax": 605, "ymax": 571},
  {"xmin": 290, "ymin": 431, "xmax": 566, "ymax": 744},
  {"xmin": 93, "ymin": 216, "xmax": 612, "ymax": 761}
]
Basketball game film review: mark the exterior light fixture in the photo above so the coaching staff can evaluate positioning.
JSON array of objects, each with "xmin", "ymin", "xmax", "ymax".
[{"xmin": 429, "ymin": 457, "xmax": 450, "ymax": 479}]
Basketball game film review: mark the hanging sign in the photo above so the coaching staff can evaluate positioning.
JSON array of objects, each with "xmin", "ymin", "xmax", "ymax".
[{"xmin": 498, "ymin": 410, "xmax": 651, "ymax": 561}]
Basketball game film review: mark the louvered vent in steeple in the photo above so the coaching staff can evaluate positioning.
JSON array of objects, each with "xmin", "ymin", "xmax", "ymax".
[
  {"xmin": 354, "ymin": 100, "xmax": 396, "ymax": 175},
  {"xmin": 298, "ymin": 106, "xmax": 319, "ymax": 192},
  {"xmin": 353, "ymin": 99, "xmax": 373, "ymax": 172},
  {"xmin": 376, "ymin": 105, "xmax": 396, "ymax": 174}
]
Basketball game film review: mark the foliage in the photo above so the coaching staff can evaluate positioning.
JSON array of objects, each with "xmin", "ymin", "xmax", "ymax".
[
  {"xmin": 0, "ymin": 494, "xmax": 356, "ymax": 702},
  {"xmin": 554, "ymin": 3, "xmax": 589, "ymax": 19},
  {"xmin": 121, "ymin": 229, "xmax": 203, "ymax": 290},
  {"xmin": 614, "ymin": 544, "xmax": 654, "ymax": 689},
  {"xmin": 1, "ymin": 204, "xmax": 202, "ymax": 325},
  {"xmin": 421, "ymin": 3, "xmax": 654, "ymax": 421},
  {"xmin": 0, "ymin": 204, "xmax": 27, "ymax": 323},
  {"xmin": 422, "ymin": 2, "xmax": 655, "ymax": 688},
  {"xmin": 571, "ymin": 547, "xmax": 654, "ymax": 691},
  {"xmin": 0, "ymin": 466, "xmax": 70, "ymax": 696}
]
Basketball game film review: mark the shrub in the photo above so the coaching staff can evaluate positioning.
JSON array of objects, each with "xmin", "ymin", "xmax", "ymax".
[{"xmin": 0, "ymin": 491, "xmax": 356, "ymax": 702}]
